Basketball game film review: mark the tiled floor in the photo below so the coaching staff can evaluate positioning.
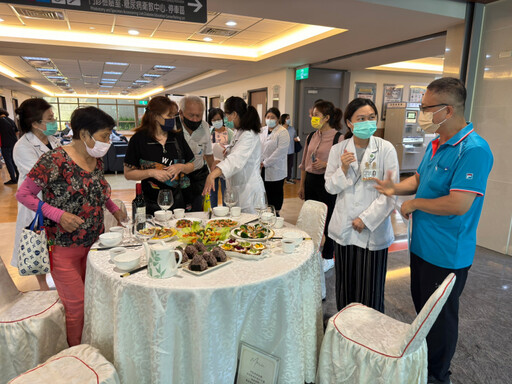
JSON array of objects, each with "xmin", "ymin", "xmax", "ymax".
[{"xmin": 1, "ymin": 172, "xmax": 510, "ymax": 383}]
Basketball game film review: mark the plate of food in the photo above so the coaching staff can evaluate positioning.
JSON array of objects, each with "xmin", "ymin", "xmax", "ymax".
[
  {"xmin": 231, "ymin": 224, "xmax": 274, "ymax": 241},
  {"xmin": 175, "ymin": 219, "xmax": 200, "ymax": 229},
  {"xmin": 176, "ymin": 221, "xmax": 231, "ymax": 245},
  {"xmin": 220, "ymin": 239, "xmax": 268, "ymax": 260},
  {"xmin": 206, "ymin": 218, "xmax": 239, "ymax": 229},
  {"xmin": 183, "ymin": 246, "xmax": 233, "ymax": 276},
  {"xmin": 148, "ymin": 227, "xmax": 178, "ymax": 243}
]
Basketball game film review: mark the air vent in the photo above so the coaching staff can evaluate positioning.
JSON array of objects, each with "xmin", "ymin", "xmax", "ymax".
[
  {"xmin": 14, "ymin": 6, "xmax": 65, "ymax": 20},
  {"xmin": 198, "ymin": 27, "xmax": 239, "ymax": 37}
]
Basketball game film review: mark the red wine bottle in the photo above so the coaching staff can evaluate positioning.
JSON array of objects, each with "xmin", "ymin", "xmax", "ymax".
[{"xmin": 132, "ymin": 183, "xmax": 146, "ymax": 229}]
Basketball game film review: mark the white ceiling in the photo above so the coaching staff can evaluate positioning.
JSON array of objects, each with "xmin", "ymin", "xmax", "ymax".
[{"xmin": 0, "ymin": 0, "xmax": 466, "ymax": 97}]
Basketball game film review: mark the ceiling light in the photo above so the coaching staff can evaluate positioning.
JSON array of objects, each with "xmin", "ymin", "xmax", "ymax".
[
  {"xmin": 101, "ymin": 78, "xmax": 118, "ymax": 82},
  {"xmin": 46, "ymin": 75, "xmax": 65, "ymax": 79},
  {"xmin": 89, "ymin": 27, "xmax": 96, "ymax": 30},
  {"xmin": 104, "ymin": 71, "xmax": 122, "ymax": 75},
  {"xmin": 100, "ymin": 85, "xmax": 113, "ymax": 87},
  {"xmin": 203, "ymin": 37, "xmax": 213, "ymax": 42},
  {"xmin": 486, "ymin": 54, "xmax": 491, "ymax": 59},
  {"xmin": 153, "ymin": 65, "xmax": 175, "ymax": 70},
  {"xmin": 225, "ymin": 21, "xmax": 237, "ymax": 27},
  {"xmin": 484, "ymin": 67, "xmax": 490, "ymax": 71},
  {"xmin": 143, "ymin": 73, "xmax": 160, "ymax": 78},
  {"xmin": 22, "ymin": 57, "xmax": 50, "ymax": 61},
  {"xmin": 37, "ymin": 68, "xmax": 59, "ymax": 72},
  {"xmin": 128, "ymin": 29, "xmax": 139, "ymax": 36},
  {"xmin": 0, "ymin": 64, "xmax": 18, "ymax": 78},
  {"xmin": 135, "ymin": 79, "xmax": 150, "ymax": 83},
  {"xmin": 105, "ymin": 62, "xmax": 129, "ymax": 66},
  {"xmin": 0, "ymin": 18, "xmax": 4, "ymax": 23}
]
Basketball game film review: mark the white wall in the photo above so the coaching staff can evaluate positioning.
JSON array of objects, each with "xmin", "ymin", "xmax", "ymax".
[
  {"xmin": 0, "ymin": 88, "xmax": 36, "ymax": 118},
  {"xmin": 348, "ymin": 70, "xmax": 437, "ymax": 128},
  {"xmin": 190, "ymin": 68, "xmax": 295, "ymax": 118}
]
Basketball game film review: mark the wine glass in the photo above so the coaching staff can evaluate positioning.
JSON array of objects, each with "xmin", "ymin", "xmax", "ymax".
[
  {"xmin": 223, "ymin": 189, "xmax": 239, "ymax": 217},
  {"xmin": 134, "ymin": 217, "xmax": 157, "ymax": 263},
  {"xmin": 253, "ymin": 192, "xmax": 268, "ymax": 217},
  {"xmin": 259, "ymin": 205, "xmax": 276, "ymax": 246},
  {"xmin": 157, "ymin": 189, "xmax": 174, "ymax": 224},
  {"xmin": 120, "ymin": 216, "xmax": 133, "ymax": 243}
]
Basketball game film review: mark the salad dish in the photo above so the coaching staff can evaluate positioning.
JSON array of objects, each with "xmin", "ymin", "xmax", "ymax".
[
  {"xmin": 176, "ymin": 221, "xmax": 231, "ymax": 245},
  {"xmin": 231, "ymin": 224, "xmax": 274, "ymax": 241},
  {"xmin": 206, "ymin": 219, "xmax": 239, "ymax": 228}
]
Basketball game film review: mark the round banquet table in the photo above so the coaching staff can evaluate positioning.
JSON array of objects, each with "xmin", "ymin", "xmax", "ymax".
[{"xmin": 82, "ymin": 213, "xmax": 323, "ymax": 384}]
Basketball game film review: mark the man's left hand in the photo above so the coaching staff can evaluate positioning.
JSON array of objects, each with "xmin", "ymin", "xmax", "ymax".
[{"xmin": 400, "ymin": 199, "xmax": 416, "ymax": 220}]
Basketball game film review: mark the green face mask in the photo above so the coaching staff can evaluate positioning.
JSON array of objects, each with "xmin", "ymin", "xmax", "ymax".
[
  {"xmin": 42, "ymin": 121, "xmax": 58, "ymax": 136},
  {"xmin": 224, "ymin": 116, "xmax": 235, "ymax": 129}
]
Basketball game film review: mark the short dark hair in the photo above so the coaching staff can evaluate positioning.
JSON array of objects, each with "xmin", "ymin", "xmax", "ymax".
[
  {"xmin": 0, "ymin": 108, "xmax": 8, "ymax": 117},
  {"xmin": 344, "ymin": 98, "xmax": 379, "ymax": 139},
  {"xmin": 279, "ymin": 113, "xmax": 290, "ymax": 125},
  {"xmin": 207, "ymin": 108, "xmax": 224, "ymax": 126},
  {"xmin": 224, "ymin": 96, "xmax": 261, "ymax": 134},
  {"xmin": 15, "ymin": 98, "xmax": 52, "ymax": 133},
  {"xmin": 71, "ymin": 106, "xmax": 116, "ymax": 140},
  {"xmin": 427, "ymin": 77, "xmax": 466, "ymax": 112},
  {"xmin": 265, "ymin": 107, "xmax": 280, "ymax": 120}
]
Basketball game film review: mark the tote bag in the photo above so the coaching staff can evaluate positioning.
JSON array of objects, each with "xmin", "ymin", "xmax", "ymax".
[{"xmin": 17, "ymin": 201, "xmax": 51, "ymax": 276}]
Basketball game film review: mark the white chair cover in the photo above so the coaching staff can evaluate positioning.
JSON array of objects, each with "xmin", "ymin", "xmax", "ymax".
[
  {"xmin": 8, "ymin": 344, "xmax": 120, "ymax": 384},
  {"xmin": 296, "ymin": 200, "xmax": 328, "ymax": 299},
  {"xmin": 103, "ymin": 199, "xmax": 127, "ymax": 233},
  {"xmin": 317, "ymin": 273, "xmax": 456, "ymax": 384},
  {"xmin": 0, "ymin": 259, "xmax": 68, "ymax": 384}
]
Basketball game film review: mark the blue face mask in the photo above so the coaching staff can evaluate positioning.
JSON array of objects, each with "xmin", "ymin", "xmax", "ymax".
[
  {"xmin": 352, "ymin": 120, "xmax": 377, "ymax": 139},
  {"xmin": 160, "ymin": 118, "xmax": 175, "ymax": 132},
  {"xmin": 42, "ymin": 121, "xmax": 58, "ymax": 136},
  {"xmin": 224, "ymin": 116, "xmax": 234, "ymax": 129}
]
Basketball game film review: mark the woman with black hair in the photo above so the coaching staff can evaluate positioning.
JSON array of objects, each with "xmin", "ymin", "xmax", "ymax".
[
  {"xmin": 203, "ymin": 96, "xmax": 265, "ymax": 213},
  {"xmin": 16, "ymin": 106, "xmax": 127, "ymax": 345},
  {"xmin": 325, "ymin": 98, "xmax": 399, "ymax": 312},
  {"xmin": 208, "ymin": 107, "xmax": 234, "ymax": 207},
  {"xmin": 260, "ymin": 107, "xmax": 289, "ymax": 215},
  {"xmin": 11, "ymin": 98, "xmax": 61, "ymax": 290},
  {"xmin": 299, "ymin": 100, "xmax": 344, "ymax": 272}
]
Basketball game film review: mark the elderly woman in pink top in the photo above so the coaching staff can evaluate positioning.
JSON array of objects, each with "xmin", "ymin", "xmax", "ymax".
[
  {"xmin": 16, "ymin": 106, "xmax": 126, "ymax": 346},
  {"xmin": 299, "ymin": 100, "xmax": 344, "ymax": 272}
]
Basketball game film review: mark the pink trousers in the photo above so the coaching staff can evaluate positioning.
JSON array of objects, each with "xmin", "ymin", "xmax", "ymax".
[{"xmin": 51, "ymin": 245, "xmax": 90, "ymax": 346}]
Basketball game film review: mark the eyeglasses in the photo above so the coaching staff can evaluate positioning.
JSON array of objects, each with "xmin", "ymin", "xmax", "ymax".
[{"xmin": 419, "ymin": 103, "xmax": 448, "ymax": 113}]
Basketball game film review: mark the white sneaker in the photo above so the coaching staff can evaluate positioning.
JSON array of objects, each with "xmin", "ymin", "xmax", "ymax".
[{"xmin": 323, "ymin": 258, "xmax": 334, "ymax": 273}]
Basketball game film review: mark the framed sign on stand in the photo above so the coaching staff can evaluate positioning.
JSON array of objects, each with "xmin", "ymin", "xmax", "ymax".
[
  {"xmin": 382, "ymin": 84, "xmax": 404, "ymax": 120},
  {"xmin": 236, "ymin": 342, "xmax": 280, "ymax": 384}
]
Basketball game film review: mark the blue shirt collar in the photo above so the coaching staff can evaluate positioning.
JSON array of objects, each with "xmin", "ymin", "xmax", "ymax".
[{"xmin": 444, "ymin": 122, "xmax": 474, "ymax": 146}]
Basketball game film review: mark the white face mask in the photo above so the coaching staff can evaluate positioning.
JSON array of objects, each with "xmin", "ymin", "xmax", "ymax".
[
  {"xmin": 212, "ymin": 120, "xmax": 223, "ymax": 130},
  {"xmin": 266, "ymin": 119, "xmax": 277, "ymax": 128},
  {"xmin": 285, "ymin": 119, "xmax": 291, "ymax": 125},
  {"xmin": 85, "ymin": 135, "xmax": 111, "ymax": 158},
  {"xmin": 418, "ymin": 106, "xmax": 448, "ymax": 133}
]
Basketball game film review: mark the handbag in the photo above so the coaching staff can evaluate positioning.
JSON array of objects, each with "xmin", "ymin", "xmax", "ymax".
[
  {"xmin": 17, "ymin": 201, "xmax": 51, "ymax": 276},
  {"xmin": 294, "ymin": 140, "xmax": 303, "ymax": 153}
]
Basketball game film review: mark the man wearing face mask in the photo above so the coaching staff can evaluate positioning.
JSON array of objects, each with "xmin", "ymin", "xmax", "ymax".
[
  {"xmin": 0, "ymin": 108, "xmax": 19, "ymax": 184},
  {"xmin": 177, "ymin": 95, "xmax": 214, "ymax": 211},
  {"xmin": 375, "ymin": 78, "xmax": 493, "ymax": 384}
]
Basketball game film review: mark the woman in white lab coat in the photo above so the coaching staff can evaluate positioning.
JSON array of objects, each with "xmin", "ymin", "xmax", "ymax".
[
  {"xmin": 203, "ymin": 96, "xmax": 265, "ymax": 213},
  {"xmin": 325, "ymin": 98, "xmax": 399, "ymax": 312},
  {"xmin": 260, "ymin": 107, "xmax": 290, "ymax": 215},
  {"xmin": 12, "ymin": 98, "xmax": 61, "ymax": 290}
]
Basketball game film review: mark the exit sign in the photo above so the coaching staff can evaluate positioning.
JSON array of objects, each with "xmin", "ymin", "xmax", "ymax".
[
  {"xmin": 296, "ymin": 67, "xmax": 309, "ymax": 80},
  {"xmin": 138, "ymin": 100, "xmax": 149, "ymax": 105}
]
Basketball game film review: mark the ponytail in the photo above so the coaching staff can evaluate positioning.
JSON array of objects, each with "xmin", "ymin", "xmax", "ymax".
[
  {"xmin": 242, "ymin": 106, "xmax": 262, "ymax": 134},
  {"xmin": 224, "ymin": 96, "xmax": 261, "ymax": 134}
]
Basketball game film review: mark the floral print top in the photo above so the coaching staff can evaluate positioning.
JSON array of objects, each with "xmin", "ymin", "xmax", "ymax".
[{"xmin": 27, "ymin": 147, "xmax": 111, "ymax": 247}]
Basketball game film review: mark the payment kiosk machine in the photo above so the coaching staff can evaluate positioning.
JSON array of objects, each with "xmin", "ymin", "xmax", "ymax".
[{"xmin": 384, "ymin": 102, "xmax": 429, "ymax": 173}]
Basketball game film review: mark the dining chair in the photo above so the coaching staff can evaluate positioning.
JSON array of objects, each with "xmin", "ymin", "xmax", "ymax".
[
  {"xmin": 296, "ymin": 199, "xmax": 328, "ymax": 299},
  {"xmin": 316, "ymin": 273, "xmax": 456, "ymax": 384},
  {"xmin": 8, "ymin": 344, "xmax": 120, "ymax": 384},
  {"xmin": 0, "ymin": 258, "xmax": 68, "ymax": 383},
  {"xmin": 103, "ymin": 198, "xmax": 127, "ymax": 232}
]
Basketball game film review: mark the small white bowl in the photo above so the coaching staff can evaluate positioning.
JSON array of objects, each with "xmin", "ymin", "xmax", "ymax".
[
  {"xmin": 230, "ymin": 206, "xmax": 241, "ymax": 217},
  {"xmin": 109, "ymin": 226, "xmax": 125, "ymax": 234},
  {"xmin": 99, "ymin": 232, "xmax": 122, "ymax": 247},
  {"xmin": 113, "ymin": 251, "xmax": 140, "ymax": 271},
  {"xmin": 109, "ymin": 247, "xmax": 126, "ymax": 262},
  {"xmin": 282, "ymin": 231, "xmax": 302, "ymax": 246},
  {"xmin": 213, "ymin": 206, "xmax": 229, "ymax": 217},
  {"xmin": 154, "ymin": 210, "xmax": 172, "ymax": 222}
]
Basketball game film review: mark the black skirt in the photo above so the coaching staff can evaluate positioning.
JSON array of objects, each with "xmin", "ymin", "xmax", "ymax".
[{"xmin": 334, "ymin": 244, "xmax": 388, "ymax": 312}]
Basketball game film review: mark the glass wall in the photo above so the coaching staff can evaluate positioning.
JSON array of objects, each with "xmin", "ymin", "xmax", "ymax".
[{"xmin": 44, "ymin": 97, "xmax": 148, "ymax": 131}]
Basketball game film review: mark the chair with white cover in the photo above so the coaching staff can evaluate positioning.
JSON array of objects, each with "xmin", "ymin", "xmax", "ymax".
[
  {"xmin": 8, "ymin": 344, "xmax": 120, "ymax": 384},
  {"xmin": 316, "ymin": 273, "xmax": 457, "ymax": 384},
  {"xmin": 103, "ymin": 199, "xmax": 127, "ymax": 233},
  {"xmin": 0, "ymin": 258, "xmax": 68, "ymax": 383},
  {"xmin": 296, "ymin": 199, "xmax": 328, "ymax": 299}
]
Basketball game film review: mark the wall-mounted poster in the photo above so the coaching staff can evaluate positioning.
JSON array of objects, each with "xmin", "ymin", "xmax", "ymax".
[
  {"xmin": 409, "ymin": 85, "xmax": 427, "ymax": 103},
  {"xmin": 354, "ymin": 83, "xmax": 377, "ymax": 102},
  {"xmin": 382, "ymin": 84, "xmax": 404, "ymax": 120}
]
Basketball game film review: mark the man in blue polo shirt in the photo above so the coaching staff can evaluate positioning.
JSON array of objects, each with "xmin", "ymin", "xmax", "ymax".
[{"xmin": 375, "ymin": 77, "xmax": 493, "ymax": 384}]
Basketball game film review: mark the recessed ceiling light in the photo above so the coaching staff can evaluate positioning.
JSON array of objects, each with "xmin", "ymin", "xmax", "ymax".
[
  {"xmin": 37, "ymin": 68, "xmax": 59, "ymax": 72},
  {"xmin": 46, "ymin": 75, "xmax": 65, "ymax": 79},
  {"xmin": 128, "ymin": 29, "xmax": 140, "ymax": 36},
  {"xmin": 22, "ymin": 57, "xmax": 50, "ymax": 61},
  {"xmin": 89, "ymin": 27, "xmax": 96, "ymax": 30},
  {"xmin": 203, "ymin": 37, "xmax": 213, "ymax": 42},
  {"xmin": 101, "ymin": 78, "xmax": 118, "ymax": 82},
  {"xmin": 486, "ymin": 54, "xmax": 491, "ymax": 59},
  {"xmin": 101, "ymin": 85, "xmax": 114, "ymax": 87},
  {"xmin": 105, "ymin": 62, "xmax": 129, "ymax": 66},
  {"xmin": 225, "ymin": 21, "xmax": 237, "ymax": 27},
  {"xmin": 484, "ymin": 67, "xmax": 490, "ymax": 71},
  {"xmin": 153, "ymin": 65, "xmax": 175, "ymax": 70},
  {"xmin": 0, "ymin": 18, "xmax": 4, "ymax": 23},
  {"xmin": 143, "ymin": 73, "xmax": 160, "ymax": 78},
  {"xmin": 135, "ymin": 79, "xmax": 151, "ymax": 83},
  {"xmin": 104, "ymin": 71, "xmax": 122, "ymax": 75}
]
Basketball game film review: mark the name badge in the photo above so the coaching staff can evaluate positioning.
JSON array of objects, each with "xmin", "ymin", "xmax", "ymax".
[{"xmin": 362, "ymin": 161, "xmax": 379, "ymax": 181}]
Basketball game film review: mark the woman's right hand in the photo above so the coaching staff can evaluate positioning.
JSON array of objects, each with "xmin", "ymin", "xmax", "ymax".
[
  {"xmin": 150, "ymin": 168, "xmax": 173, "ymax": 183},
  {"xmin": 202, "ymin": 174, "xmax": 216, "ymax": 196},
  {"xmin": 298, "ymin": 186, "xmax": 305, "ymax": 200},
  {"xmin": 59, "ymin": 212, "xmax": 85, "ymax": 233},
  {"xmin": 341, "ymin": 149, "xmax": 356, "ymax": 175}
]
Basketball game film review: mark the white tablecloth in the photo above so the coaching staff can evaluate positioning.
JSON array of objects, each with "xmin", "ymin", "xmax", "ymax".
[{"xmin": 82, "ymin": 213, "xmax": 323, "ymax": 384}]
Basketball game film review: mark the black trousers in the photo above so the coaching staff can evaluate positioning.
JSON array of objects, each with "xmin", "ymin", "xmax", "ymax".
[
  {"xmin": 410, "ymin": 252, "xmax": 470, "ymax": 383},
  {"xmin": 304, "ymin": 172, "xmax": 336, "ymax": 259},
  {"xmin": 287, "ymin": 153, "xmax": 294, "ymax": 180},
  {"xmin": 334, "ymin": 244, "xmax": 388, "ymax": 312},
  {"xmin": 264, "ymin": 179, "xmax": 285, "ymax": 211},
  {"xmin": 2, "ymin": 146, "xmax": 18, "ymax": 182}
]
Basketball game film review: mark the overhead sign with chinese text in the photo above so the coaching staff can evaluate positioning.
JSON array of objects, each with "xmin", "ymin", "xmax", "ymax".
[{"xmin": 1, "ymin": 0, "xmax": 207, "ymax": 23}]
